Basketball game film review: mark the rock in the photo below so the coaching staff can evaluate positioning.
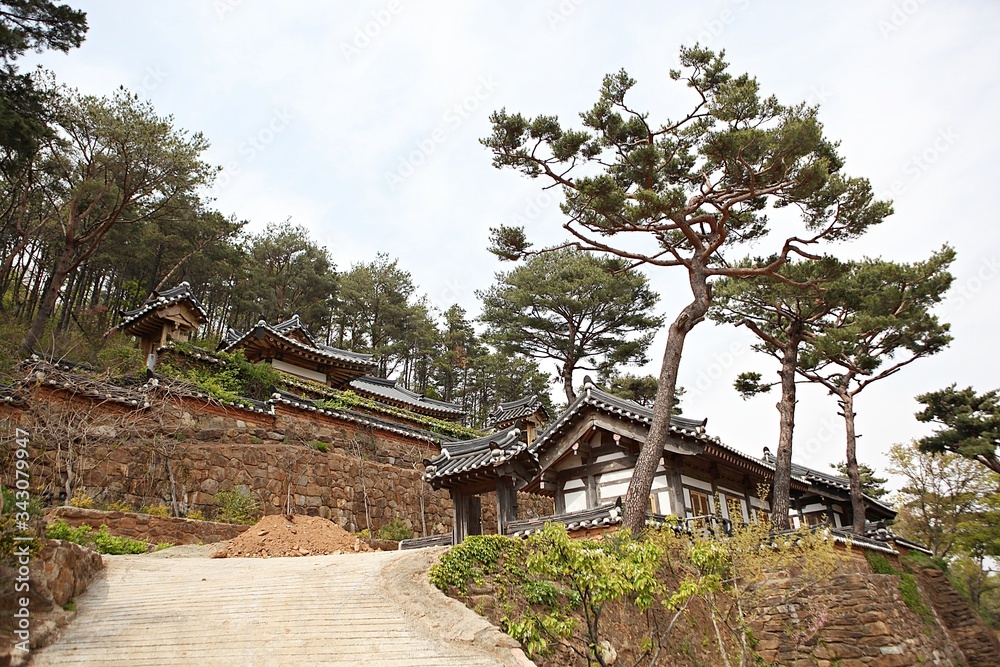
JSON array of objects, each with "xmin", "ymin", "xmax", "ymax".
[{"xmin": 210, "ymin": 549, "xmax": 227, "ymax": 558}]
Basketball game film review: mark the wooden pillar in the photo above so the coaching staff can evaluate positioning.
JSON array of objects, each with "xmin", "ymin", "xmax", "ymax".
[
  {"xmin": 496, "ymin": 477, "xmax": 518, "ymax": 535},
  {"xmin": 468, "ymin": 495, "xmax": 482, "ymax": 536},
  {"xmin": 451, "ymin": 489, "xmax": 469, "ymax": 544},
  {"xmin": 664, "ymin": 454, "xmax": 686, "ymax": 518}
]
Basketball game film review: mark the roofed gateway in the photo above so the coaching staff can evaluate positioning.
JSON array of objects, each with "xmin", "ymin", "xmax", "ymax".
[
  {"xmin": 112, "ymin": 282, "xmax": 208, "ymax": 369},
  {"xmin": 422, "ymin": 380, "xmax": 895, "ymax": 546}
]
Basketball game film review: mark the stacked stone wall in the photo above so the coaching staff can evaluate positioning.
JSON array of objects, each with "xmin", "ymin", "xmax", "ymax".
[{"xmin": 756, "ymin": 566, "xmax": 966, "ymax": 666}]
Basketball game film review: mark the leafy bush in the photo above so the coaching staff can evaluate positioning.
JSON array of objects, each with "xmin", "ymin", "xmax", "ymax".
[
  {"xmin": 310, "ymin": 441, "xmax": 329, "ymax": 453},
  {"xmin": 186, "ymin": 510, "xmax": 207, "ymax": 521},
  {"xmin": 430, "ymin": 534, "xmax": 525, "ymax": 594},
  {"xmin": 903, "ymin": 549, "xmax": 948, "ymax": 573},
  {"xmin": 46, "ymin": 521, "xmax": 95, "ymax": 544},
  {"xmin": 155, "ymin": 542, "xmax": 175, "ymax": 551},
  {"xmin": 69, "ymin": 493, "xmax": 95, "ymax": 509},
  {"xmin": 45, "ymin": 520, "xmax": 150, "ymax": 555},
  {"xmin": 378, "ymin": 519, "xmax": 413, "ymax": 541},
  {"xmin": 1, "ymin": 485, "xmax": 44, "ymax": 519},
  {"xmin": 214, "ymin": 486, "xmax": 262, "ymax": 525},
  {"xmin": 140, "ymin": 504, "xmax": 170, "ymax": 517},
  {"xmin": 92, "ymin": 527, "xmax": 150, "ymax": 555},
  {"xmin": 160, "ymin": 346, "xmax": 284, "ymax": 403},
  {"xmin": 102, "ymin": 499, "xmax": 133, "ymax": 512}
]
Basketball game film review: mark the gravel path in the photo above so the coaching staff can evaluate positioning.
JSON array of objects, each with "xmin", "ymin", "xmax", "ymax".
[{"xmin": 30, "ymin": 548, "xmax": 533, "ymax": 667}]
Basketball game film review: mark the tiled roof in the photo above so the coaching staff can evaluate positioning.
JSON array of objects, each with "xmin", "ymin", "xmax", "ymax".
[
  {"xmin": 221, "ymin": 320, "xmax": 375, "ymax": 368},
  {"xmin": 763, "ymin": 451, "xmax": 896, "ymax": 515},
  {"xmin": 423, "ymin": 425, "xmax": 527, "ymax": 487},
  {"xmin": 350, "ymin": 376, "xmax": 465, "ymax": 418},
  {"xmin": 487, "ymin": 394, "xmax": 548, "ymax": 428},
  {"xmin": 115, "ymin": 282, "xmax": 208, "ymax": 333},
  {"xmin": 506, "ymin": 503, "xmax": 624, "ymax": 537},
  {"xmin": 530, "ymin": 382, "xmax": 712, "ymax": 455},
  {"xmin": 272, "ymin": 314, "xmax": 317, "ymax": 346},
  {"xmin": 270, "ymin": 390, "xmax": 448, "ymax": 445},
  {"xmin": 398, "ymin": 533, "xmax": 454, "ymax": 550}
]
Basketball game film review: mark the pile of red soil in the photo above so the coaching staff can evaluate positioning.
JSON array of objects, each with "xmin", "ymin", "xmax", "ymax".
[{"xmin": 222, "ymin": 514, "xmax": 373, "ymax": 558}]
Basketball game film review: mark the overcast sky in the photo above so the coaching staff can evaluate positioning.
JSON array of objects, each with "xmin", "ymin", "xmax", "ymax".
[{"xmin": 26, "ymin": 1, "xmax": 1000, "ymax": 488}]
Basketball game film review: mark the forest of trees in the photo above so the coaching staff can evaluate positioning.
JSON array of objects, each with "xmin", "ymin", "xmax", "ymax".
[{"xmin": 0, "ymin": 2, "xmax": 568, "ymax": 428}]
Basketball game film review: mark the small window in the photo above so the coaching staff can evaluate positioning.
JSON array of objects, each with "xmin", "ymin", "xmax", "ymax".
[
  {"xmin": 690, "ymin": 490, "xmax": 711, "ymax": 517},
  {"xmin": 804, "ymin": 513, "xmax": 827, "ymax": 527}
]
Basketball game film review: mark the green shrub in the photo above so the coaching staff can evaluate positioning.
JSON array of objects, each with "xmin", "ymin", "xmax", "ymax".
[
  {"xmin": 186, "ymin": 510, "xmax": 207, "ymax": 521},
  {"xmin": 429, "ymin": 534, "xmax": 526, "ymax": 593},
  {"xmin": 45, "ymin": 520, "xmax": 150, "ymax": 554},
  {"xmin": 214, "ymin": 486, "xmax": 262, "ymax": 525},
  {"xmin": 310, "ymin": 441, "xmax": 329, "ymax": 453},
  {"xmin": 92, "ymin": 527, "xmax": 149, "ymax": 555},
  {"xmin": 903, "ymin": 550, "xmax": 948, "ymax": 573},
  {"xmin": 155, "ymin": 542, "xmax": 175, "ymax": 552},
  {"xmin": 46, "ymin": 520, "xmax": 94, "ymax": 544},
  {"xmin": 140, "ymin": 504, "xmax": 170, "ymax": 517},
  {"xmin": 378, "ymin": 519, "xmax": 413, "ymax": 541}
]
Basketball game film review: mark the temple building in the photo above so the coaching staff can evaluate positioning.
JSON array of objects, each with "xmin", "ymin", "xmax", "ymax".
[
  {"xmin": 422, "ymin": 380, "xmax": 895, "ymax": 545},
  {"xmin": 220, "ymin": 314, "xmax": 466, "ymax": 423}
]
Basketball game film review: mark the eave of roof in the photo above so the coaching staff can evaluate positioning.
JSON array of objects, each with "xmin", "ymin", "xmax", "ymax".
[
  {"xmin": 116, "ymin": 282, "xmax": 208, "ymax": 333},
  {"xmin": 270, "ymin": 390, "xmax": 447, "ymax": 444},
  {"xmin": 423, "ymin": 425, "xmax": 527, "ymax": 486},
  {"xmin": 350, "ymin": 376, "xmax": 465, "ymax": 417},
  {"xmin": 487, "ymin": 394, "xmax": 548, "ymax": 427},
  {"xmin": 222, "ymin": 321, "xmax": 375, "ymax": 370}
]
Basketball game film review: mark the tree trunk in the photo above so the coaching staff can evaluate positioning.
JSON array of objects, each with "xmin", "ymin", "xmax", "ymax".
[
  {"xmin": 22, "ymin": 246, "xmax": 77, "ymax": 355},
  {"xmin": 561, "ymin": 362, "xmax": 577, "ymax": 403},
  {"xmin": 841, "ymin": 391, "xmax": 867, "ymax": 534},
  {"xmin": 771, "ymin": 331, "xmax": 803, "ymax": 530},
  {"xmin": 620, "ymin": 266, "xmax": 710, "ymax": 534}
]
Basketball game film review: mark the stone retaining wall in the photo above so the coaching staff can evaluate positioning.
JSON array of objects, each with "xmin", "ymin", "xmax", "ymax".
[
  {"xmin": 46, "ymin": 506, "xmax": 248, "ymax": 545},
  {"xmin": 757, "ymin": 570, "xmax": 964, "ymax": 666},
  {"xmin": 0, "ymin": 539, "xmax": 103, "ymax": 665},
  {"xmin": 916, "ymin": 567, "xmax": 1000, "ymax": 667},
  {"xmin": 2, "ymin": 389, "xmax": 554, "ymax": 540}
]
